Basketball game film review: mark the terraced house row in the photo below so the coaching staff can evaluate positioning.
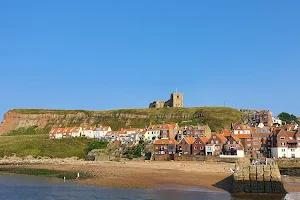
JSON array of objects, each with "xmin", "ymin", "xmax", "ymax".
[{"xmin": 153, "ymin": 123, "xmax": 300, "ymax": 160}]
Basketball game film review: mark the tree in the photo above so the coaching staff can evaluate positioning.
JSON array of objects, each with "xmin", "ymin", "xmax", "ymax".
[{"xmin": 278, "ymin": 112, "xmax": 299, "ymax": 124}]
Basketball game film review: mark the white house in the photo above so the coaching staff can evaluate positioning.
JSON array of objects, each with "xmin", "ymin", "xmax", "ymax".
[
  {"xmin": 82, "ymin": 126, "xmax": 96, "ymax": 139},
  {"xmin": 205, "ymin": 144, "xmax": 216, "ymax": 156},
  {"xmin": 233, "ymin": 125, "xmax": 251, "ymax": 135},
  {"xmin": 270, "ymin": 129, "xmax": 300, "ymax": 158},
  {"xmin": 145, "ymin": 129, "xmax": 160, "ymax": 142},
  {"xmin": 99, "ymin": 126, "xmax": 112, "ymax": 138},
  {"xmin": 49, "ymin": 128, "xmax": 64, "ymax": 139},
  {"xmin": 71, "ymin": 127, "xmax": 82, "ymax": 137},
  {"xmin": 272, "ymin": 117, "xmax": 282, "ymax": 126}
]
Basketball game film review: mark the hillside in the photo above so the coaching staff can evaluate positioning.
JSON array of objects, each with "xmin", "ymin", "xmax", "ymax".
[
  {"xmin": 0, "ymin": 107, "xmax": 242, "ymax": 134},
  {"xmin": 0, "ymin": 134, "xmax": 97, "ymax": 158}
]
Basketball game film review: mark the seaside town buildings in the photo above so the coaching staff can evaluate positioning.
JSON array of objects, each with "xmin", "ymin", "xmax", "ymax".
[{"xmin": 49, "ymin": 113, "xmax": 300, "ymax": 160}]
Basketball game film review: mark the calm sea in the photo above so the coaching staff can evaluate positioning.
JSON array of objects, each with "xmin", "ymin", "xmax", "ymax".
[{"xmin": 0, "ymin": 174, "xmax": 299, "ymax": 200}]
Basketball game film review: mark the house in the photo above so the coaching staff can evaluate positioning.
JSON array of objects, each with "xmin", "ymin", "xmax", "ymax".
[
  {"xmin": 105, "ymin": 131, "xmax": 118, "ymax": 141},
  {"xmin": 99, "ymin": 126, "xmax": 112, "ymax": 138},
  {"xmin": 272, "ymin": 117, "xmax": 282, "ymax": 126},
  {"xmin": 81, "ymin": 126, "xmax": 96, "ymax": 138},
  {"xmin": 223, "ymin": 135, "xmax": 244, "ymax": 157},
  {"xmin": 221, "ymin": 127, "xmax": 232, "ymax": 139},
  {"xmin": 70, "ymin": 127, "xmax": 82, "ymax": 137},
  {"xmin": 235, "ymin": 134, "xmax": 253, "ymax": 155},
  {"xmin": 253, "ymin": 110, "xmax": 273, "ymax": 126},
  {"xmin": 49, "ymin": 128, "xmax": 63, "ymax": 139},
  {"xmin": 177, "ymin": 125, "xmax": 211, "ymax": 140},
  {"xmin": 205, "ymin": 133, "xmax": 227, "ymax": 156},
  {"xmin": 270, "ymin": 129, "xmax": 300, "ymax": 158},
  {"xmin": 159, "ymin": 123, "xmax": 179, "ymax": 139},
  {"xmin": 233, "ymin": 125, "xmax": 251, "ymax": 135},
  {"xmin": 192, "ymin": 136, "xmax": 209, "ymax": 155},
  {"xmin": 177, "ymin": 137, "xmax": 196, "ymax": 155},
  {"xmin": 153, "ymin": 138, "xmax": 178, "ymax": 156},
  {"xmin": 62, "ymin": 127, "xmax": 73, "ymax": 138},
  {"xmin": 251, "ymin": 127, "xmax": 271, "ymax": 157},
  {"xmin": 146, "ymin": 125, "xmax": 163, "ymax": 141}
]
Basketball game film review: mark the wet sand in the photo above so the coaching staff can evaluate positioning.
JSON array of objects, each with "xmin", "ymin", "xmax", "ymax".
[
  {"xmin": 1, "ymin": 161, "xmax": 299, "ymax": 193},
  {"xmin": 0, "ymin": 161, "xmax": 235, "ymax": 192}
]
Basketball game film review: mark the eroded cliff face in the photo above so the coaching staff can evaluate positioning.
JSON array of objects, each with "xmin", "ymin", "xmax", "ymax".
[{"xmin": 0, "ymin": 108, "xmax": 243, "ymax": 134}]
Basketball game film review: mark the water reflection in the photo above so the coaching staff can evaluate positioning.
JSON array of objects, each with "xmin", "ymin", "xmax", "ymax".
[{"xmin": 0, "ymin": 174, "xmax": 298, "ymax": 200}]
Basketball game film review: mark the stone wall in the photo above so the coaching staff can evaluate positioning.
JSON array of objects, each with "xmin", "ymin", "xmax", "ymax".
[
  {"xmin": 231, "ymin": 162, "xmax": 286, "ymax": 194},
  {"xmin": 276, "ymin": 158, "xmax": 300, "ymax": 168}
]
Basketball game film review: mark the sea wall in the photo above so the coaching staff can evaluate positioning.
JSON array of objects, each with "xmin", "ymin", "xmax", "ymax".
[
  {"xmin": 231, "ymin": 163, "xmax": 286, "ymax": 194},
  {"xmin": 276, "ymin": 158, "xmax": 300, "ymax": 168}
]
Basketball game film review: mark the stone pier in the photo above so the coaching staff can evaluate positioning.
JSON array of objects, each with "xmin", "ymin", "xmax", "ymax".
[{"xmin": 231, "ymin": 159, "xmax": 286, "ymax": 194}]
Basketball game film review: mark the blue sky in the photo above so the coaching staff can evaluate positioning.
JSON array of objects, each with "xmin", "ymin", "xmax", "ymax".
[{"xmin": 1, "ymin": 1, "xmax": 300, "ymax": 120}]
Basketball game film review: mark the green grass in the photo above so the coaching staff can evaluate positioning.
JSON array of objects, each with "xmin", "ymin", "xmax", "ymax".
[
  {"xmin": 12, "ymin": 107, "xmax": 242, "ymax": 131},
  {"xmin": 6, "ymin": 127, "xmax": 51, "ymax": 136},
  {"xmin": 0, "ymin": 167, "xmax": 91, "ymax": 179},
  {"xmin": 0, "ymin": 134, "xmax": 106, "ymax": 158}
]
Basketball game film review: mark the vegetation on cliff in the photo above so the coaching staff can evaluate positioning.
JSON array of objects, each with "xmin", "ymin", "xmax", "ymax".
[
  {"xmin": 0, "ymin": 134, "xmax": 105, "ymax": 158},
  {"xmin": 10, "ymin": 107, "xmax": 242, "ymax": 132}
]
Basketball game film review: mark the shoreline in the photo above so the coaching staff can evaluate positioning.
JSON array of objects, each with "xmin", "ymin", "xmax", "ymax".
[{"xmin": 0, "ymin": 161, "xmax": 300, "ymax": 193}]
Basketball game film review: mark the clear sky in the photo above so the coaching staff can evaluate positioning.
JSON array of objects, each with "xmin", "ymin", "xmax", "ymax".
[{"xmin": 1, "ymin": 1, "xmax": 300, "ymax": 120}]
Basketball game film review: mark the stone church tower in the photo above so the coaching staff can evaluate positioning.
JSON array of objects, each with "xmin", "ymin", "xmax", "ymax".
[
  {"xmin": 149, "ymin": 90, "xmax": 184, "ymax": 108},
  {"xmin": 169, "ymin": 92, "xmax": 183, "ymax": 108}
]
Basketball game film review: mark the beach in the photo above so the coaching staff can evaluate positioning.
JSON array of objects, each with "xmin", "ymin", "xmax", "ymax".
[{"xmin": 0, "ymin": 160, "xmax": 299, "ymax": 193}]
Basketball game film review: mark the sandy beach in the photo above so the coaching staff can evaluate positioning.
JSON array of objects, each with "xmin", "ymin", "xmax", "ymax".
[{"xmin": 1, "ymin": 160, "xmax": 299, "ymax": 193}]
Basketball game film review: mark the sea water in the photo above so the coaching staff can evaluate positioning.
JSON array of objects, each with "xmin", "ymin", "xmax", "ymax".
[{"xmin": 0, "ymin": 174, "xmax": 299, "ymax": 200}]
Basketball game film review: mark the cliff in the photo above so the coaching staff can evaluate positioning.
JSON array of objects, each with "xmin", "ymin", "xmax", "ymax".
[{"xmin": 0, "ymin": 107, "xmax": 242, "ymax": 134}]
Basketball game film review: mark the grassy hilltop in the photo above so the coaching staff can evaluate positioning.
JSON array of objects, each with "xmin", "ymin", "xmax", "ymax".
[{"xmin": 12, "ymin": 107, "xmax": 242, "ymax": 131}]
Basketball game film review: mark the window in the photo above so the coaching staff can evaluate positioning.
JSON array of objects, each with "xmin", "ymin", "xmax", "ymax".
[
  {"xmin": 297, "ymin": 137, "xmax": 300, "ymax": 140},
  {"xmin": 281, "ymin": 142, "xmax": 286, "ymax": 146},
  {"xmin": 282, "ymin": 149, "xmax": 286, "ymax": 152},
  {"xmin": 233, "ymin": 141, "xmax": 236, "ymax": 144},
  {"xmin": 195, "ymin": 141, "xmax": 198, "ymax": 144},
  {"xmin": 213, "ymin": 136, "xmax": 216, "ymax": 139},
  {"xmin": 291, "ymin": 149, "xmax": 296, "ymax": 152},
  {"xmin": 247, "ymin": 139, "xmax": 251, "ymax": 141},
  {"xmin": 155, "ymin": 147, "xmax": 158, "ymax": 149},
  {"xmin": 199, "ymin": 141, "xmax": 202, "ymax": 144},
  {"xmin": 253, "ymin": 137, "xmax": 258, "ymax": 140},
  {"xmin": 216, "ymin": 140, "xmax": 219, "ymax": 144},
  {"xmin": 200, "ymin": 147, "xmax": 204, "ymax": 150},
  {"xmin": 194, "ymin": 146, "xmax": 197, "ymax": 150},
  {"xmin": 247, "ymin": 144, "xmax": 251, "ymax": 147},
  {"xmin": 211, "ymin": 140, "xmax": 214, "ymax": 144},
  {"xmin": 280, "ymin": 137, "xmax": 285, "ymax": 140},
  {"xmin": 254, "ymin": 142, "xmax": 258, "ymax": 145}
]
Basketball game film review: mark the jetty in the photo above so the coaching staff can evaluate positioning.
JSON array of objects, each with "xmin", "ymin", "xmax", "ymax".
[{"xmin": 231, "ymin": 158, "xmax": 286, "ymax": 194}]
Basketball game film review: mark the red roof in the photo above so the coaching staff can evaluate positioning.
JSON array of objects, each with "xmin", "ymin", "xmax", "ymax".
[
  {"xmin": 235, "ymin": 134, "xmax": 252, "ymax": 139},
  {"xmin": 215, "ymin": 133, "xmax": 227, "ymax": 141},
  {"xmin": 154, "ymin": 138, "xmax": 178, "ymax": 145},
  {"xmin": 198, "ymin": 136, "xmax": 209, "ymax": 144},
  {"xmin": 100, "ymin": 126, "xmax": 111, "ymax": 131},
  {"xmin": 83, "ymin": 126, "xmax": 96, "ymax": 131},
  {"xmin": 234, "ymin": 125, "xmax": 251, "ymax": 131},
  {"xmin": 182, "ymin": 137, "xmax": 196, "ymax": 145},
  {"xmin": 50, "ymin": 128, "xmax": 59, "ymax": 134}
]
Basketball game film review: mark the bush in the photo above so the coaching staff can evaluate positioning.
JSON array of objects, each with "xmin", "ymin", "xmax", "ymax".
[{"xmin": 85, "ymin": 141, "xmax": 108, "ymax": 154}]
